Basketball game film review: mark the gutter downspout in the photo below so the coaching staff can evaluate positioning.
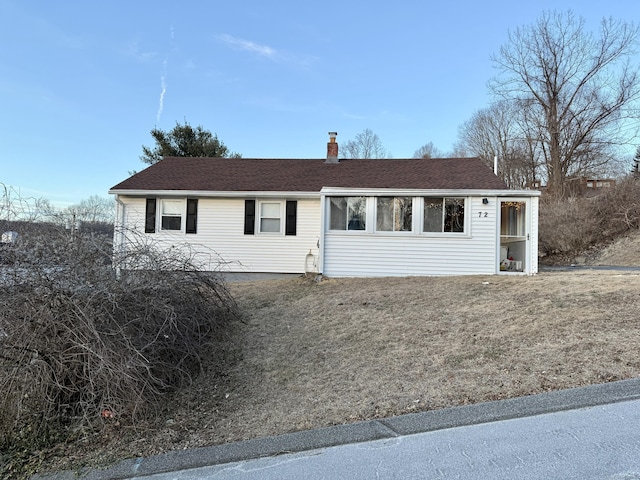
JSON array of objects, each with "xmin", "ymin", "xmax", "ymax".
[{"xmin": 114, "ymin": 195, "xmax": 126, "ymax": 278}]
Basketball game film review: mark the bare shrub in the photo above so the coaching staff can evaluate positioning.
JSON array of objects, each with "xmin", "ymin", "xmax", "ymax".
[
  {"xmin": 591, "ymin": 177, "xmax": 640, "ymax": 235},
  {"xmin": 539, "ymin": 177, "xmax": 640, "ymax": 258},
  {"xmin": 0, "ymin": 226, "xmax": 236, "ymax": 453},
  {"xmin": 539, "ymin": 195, "xmax": 599, "ymax": 256}
]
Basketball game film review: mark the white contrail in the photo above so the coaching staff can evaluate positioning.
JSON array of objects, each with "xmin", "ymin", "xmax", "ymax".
[
  {"xmin": 156, "ymin": 26, "xmax": 174, "ymax": 124},
  {"xmin": 217, "ymin": 33, "xmax": 277, "ymax": 59},
  {"xmin": 216, "ymin": 33, "xmax": 317, "ymax": 68},
  {"xmin": 156, "ymin": 59, "xmax": 167, "ymax": 124}
]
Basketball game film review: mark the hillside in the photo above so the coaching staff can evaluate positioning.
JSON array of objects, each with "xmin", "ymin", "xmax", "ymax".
[
  {"xmin": 21, "ymin": 268, "xmax": 640, "ymax": 478},
  {"xmin": 581, "ymin": 230, "xmax": 640, "ymax": 266}
]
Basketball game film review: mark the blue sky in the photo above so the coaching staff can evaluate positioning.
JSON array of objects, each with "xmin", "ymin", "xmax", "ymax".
[{"xmin": 1, "ymin": 0, "xmax": 639, "ymax": 208}]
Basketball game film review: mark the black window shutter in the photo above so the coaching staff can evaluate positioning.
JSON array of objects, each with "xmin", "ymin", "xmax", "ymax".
[
  {"xmin": 145, "ymin": 198, "xmax": 156, "ymax": 233},
  {"xmin": 186, "ymin": 199, "xmax": 198, "ymax": 234},
  {"xmin": 285, "ymin": 200, "xmax": 297, "ymax": 236},
  {"xmin": 244, "ymin": 200, "xmax": 255, "ymax": 235}
]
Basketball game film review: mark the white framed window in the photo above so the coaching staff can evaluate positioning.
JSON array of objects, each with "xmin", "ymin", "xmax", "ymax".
[
  {"xmin": 376, "ymin": 197, "xmax": 413, "ymax": 232},
  {"xmin": 144, "ymin": 198, "xmax": 198, "ymax": 234},
  {"xmin": 160, "ymin": 199, "xmax": 184, "ymax": 231},
  {"xmin": 259, "ymin": 201, "xmax": 282, "ymax": 233},
  {"xmin": 329, "ymin": 197, "xmax": 366, "ymax": 231},
  {"xmin": 326, "ymin": 196, "xmax": 468, "ymax": 234},
  {"xmin": 423, "ymin": 197, "xmax": 465, "ymax": 233}
]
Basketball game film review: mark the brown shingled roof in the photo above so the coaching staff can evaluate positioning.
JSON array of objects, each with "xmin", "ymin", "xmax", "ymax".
[{"xmin": 110, "ymin": 157, "xmax": 508, "ymax": 193}]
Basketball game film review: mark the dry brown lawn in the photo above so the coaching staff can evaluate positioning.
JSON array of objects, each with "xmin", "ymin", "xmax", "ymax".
[{"xmin": 37, "ymin": 268, "xmax": 640, "ymax": 475}]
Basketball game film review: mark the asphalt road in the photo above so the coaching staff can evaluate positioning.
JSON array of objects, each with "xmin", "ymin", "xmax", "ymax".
[
  {"xmin": 38, "ymin": 379, "xmax": 640, "ymax": 480},
  {"xmin": 122, "ymin": 400, "xmax": 640, "ymax": 479}
]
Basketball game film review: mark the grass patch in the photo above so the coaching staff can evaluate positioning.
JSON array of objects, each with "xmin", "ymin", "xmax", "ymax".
[{"xmin": 26, "ymin": 270, "xmax": 640, "ymax": 477}]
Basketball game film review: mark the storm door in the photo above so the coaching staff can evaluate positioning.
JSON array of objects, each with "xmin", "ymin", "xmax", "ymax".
[{"xmin": 499, "ymin": 200, "xmax": 528, "ymax": 273}]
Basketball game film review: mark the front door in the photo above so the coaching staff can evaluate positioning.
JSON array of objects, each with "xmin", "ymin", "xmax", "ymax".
[{"xmin": 498, "ymin": 199, "xmax": 529, "ymax": 273}]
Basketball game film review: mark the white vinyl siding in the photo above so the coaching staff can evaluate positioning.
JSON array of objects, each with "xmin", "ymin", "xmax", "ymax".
[
  {"xmin": 200, "ymin": 198, "xmax": 320, "ymax": 273},
  {"xmin": 529, "ymin": 197, "xmax": 539, "ymax": 274},
  {"xmin": 118, "ymin": 197, "xmax": 147, "ymax": 233},
  {"xmin": 113, "ymin": 192, "xmax": 539, "ymax": 277},
  {"xmin": 115, "ymin": 196, "xmax": 320, "ymax": 273},
  {"xmin": 323, "ymin": 197, "xmax": 497, "ymax": 277}
]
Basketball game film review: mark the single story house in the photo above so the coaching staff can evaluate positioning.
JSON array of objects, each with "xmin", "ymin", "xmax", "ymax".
[{"xmin": 110, "ymin": 133, "xmax": 540, "ymax": 277}]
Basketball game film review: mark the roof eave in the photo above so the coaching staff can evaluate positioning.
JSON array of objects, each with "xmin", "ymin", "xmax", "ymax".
[
  {"xmin": 109, "ymin": 189, "xmax": 322, "ymax": 198},
  {"xmin": 319, "ymin": 187, "xmax": 541, "ymax": 197},
  {"xmin": 109, "ymin": 187, "xmax": 541, "ymax": 198}
]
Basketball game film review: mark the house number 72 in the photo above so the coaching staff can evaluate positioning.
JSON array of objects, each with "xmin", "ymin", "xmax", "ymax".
[{"xmin": 478, "ymin": 211, "xmax": 489, "ymax": 218}]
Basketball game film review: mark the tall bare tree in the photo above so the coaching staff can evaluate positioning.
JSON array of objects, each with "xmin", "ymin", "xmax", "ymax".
[
  {"xmin": 342, "ymin": 128, "xmax": 389, "ymax": 159},
  {"xmin": 457, "ymin": 101, "xmax": 539, "ymax": 188},
  {"xmin": 71, "ymin": 195, "xmax": 115, "ymax": 224},
  {"xmin": 490, "ymin": 10, "xmax": 640, "ymax": 195}
]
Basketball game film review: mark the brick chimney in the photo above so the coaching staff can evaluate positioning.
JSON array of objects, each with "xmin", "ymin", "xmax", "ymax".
[{"xmin": 326, "ymin": 132, "xmax": 338, "ymax": 163}]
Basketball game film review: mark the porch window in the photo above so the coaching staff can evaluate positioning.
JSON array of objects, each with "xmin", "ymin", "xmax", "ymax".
[
  {"xmin": 376, "ymin": 197, "xmax": 412, "ymax": 231},
  {"xmin": 329, "ymin": 197, "xmax": 366, "ymax": 231},
  {"xmin": 423, "ymin": 197, "xmax": 465, "ymax": 233}
]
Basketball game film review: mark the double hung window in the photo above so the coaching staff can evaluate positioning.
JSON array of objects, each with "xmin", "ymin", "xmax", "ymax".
[
  {"xmin": 161, "ymin": 200, "xmax": 183, "ymax": 231},
  {"xmin": 144, "ymin": 198, "xmax": 198, "ymax": 234},
  {"xmin": 259, "ymin": 202, "xmax": 281, "ymax": 233},
  {"xmin": 244, "ymin": 200, "xmax": 297, "ymax": 235}
]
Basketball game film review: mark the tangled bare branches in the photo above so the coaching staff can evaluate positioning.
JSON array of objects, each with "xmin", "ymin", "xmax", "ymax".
[
  {"xmin": 0, "ymin": 225, "xmax": 237, "ymax": 454},
  {"xmin": 539, "ymin": 177, "xmax": 640, "ymax": 257}
]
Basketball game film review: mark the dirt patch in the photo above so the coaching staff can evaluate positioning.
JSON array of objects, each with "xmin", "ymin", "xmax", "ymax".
[{"xmin": 23, "ymin": 269, "xmax": 640, "ymax": 477}]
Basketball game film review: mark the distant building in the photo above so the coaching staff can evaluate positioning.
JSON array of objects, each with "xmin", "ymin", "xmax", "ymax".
[{"xmin": 528, "ymin": 177, "xmax": 616, "ymax": 197}]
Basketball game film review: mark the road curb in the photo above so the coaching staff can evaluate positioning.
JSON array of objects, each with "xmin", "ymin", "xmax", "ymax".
[{"xmin": 35, "ymin": 377, "xmax": 640, "ymax": 480}]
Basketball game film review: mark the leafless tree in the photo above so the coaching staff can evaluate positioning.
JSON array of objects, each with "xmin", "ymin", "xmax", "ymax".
[
  {"xmin": 342, "ymin": 128, "xmax": 389, "ymax": 159},
  {"xmin": 413, "ymin": 141, "xmax": 446, "ymax": 159},
  {"xmin": 70, "ymin": 195, "xmax": 116, "ymax": 224},
  {"xmin": 457, "ymin": 101, "xmax": 540, "ymax": 188},
  {"xmin": 490, "ymin": 10, "xmax": 640, "ymax": 195},
  {"xmin": 449, "ymin": 142, "xmax": 471, "ymax": 158}
]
